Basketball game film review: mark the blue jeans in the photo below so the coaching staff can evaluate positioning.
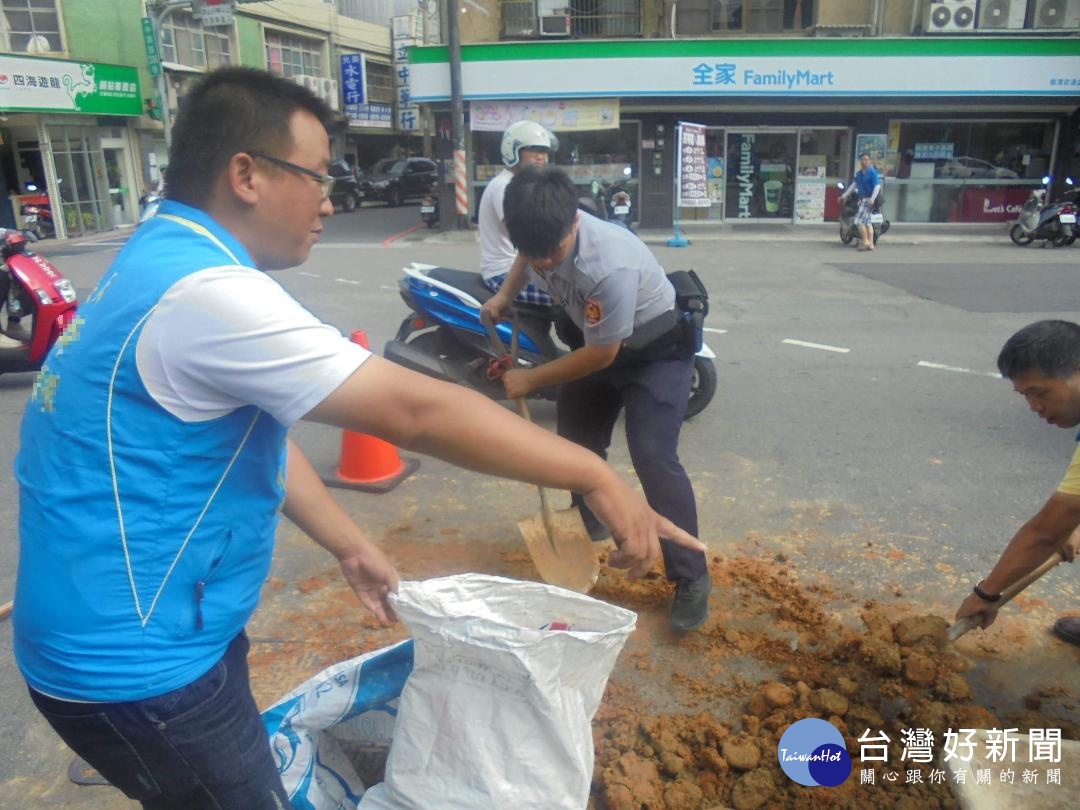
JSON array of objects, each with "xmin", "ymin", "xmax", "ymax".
[{"xmin": 28, "ymin": 632, "xmax": 289, "ymax": 809}]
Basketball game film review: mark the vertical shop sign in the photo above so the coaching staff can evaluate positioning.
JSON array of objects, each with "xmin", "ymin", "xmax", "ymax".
[
  {"xmin": 392, "ymin": 14, "xmax": 420, "ymax": 132},
  {"xmin": 676, "ymin": 122, "xmax": 709, "ymax": 208},
  {"xmin": 141, "ymin": 17, "xmax": 161, "ymax": 78}
]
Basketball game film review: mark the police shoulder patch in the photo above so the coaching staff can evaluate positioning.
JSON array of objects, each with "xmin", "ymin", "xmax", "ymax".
[{"xmin": 584, "ymin": 298, "xmax": 603, "ymax": 325}]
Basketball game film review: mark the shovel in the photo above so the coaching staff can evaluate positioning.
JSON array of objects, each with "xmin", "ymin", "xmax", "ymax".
[
  {"xmin": 481, "ymin": 312, "xmax": 600, "ymax": 593},
  {"xmin": 948, "ymin": 549, "xmax": 1067, "ymax": 642}
]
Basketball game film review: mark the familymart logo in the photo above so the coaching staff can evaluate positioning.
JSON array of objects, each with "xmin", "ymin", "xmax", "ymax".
[{"xmin": 777, "ymin": 718, "xmax": 852, "ymax": 787}]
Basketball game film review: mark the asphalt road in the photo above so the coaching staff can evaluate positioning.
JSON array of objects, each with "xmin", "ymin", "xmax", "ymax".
[{"xmin": 1, "ymin": 207, "xmax": 1078, "ymax": 805}]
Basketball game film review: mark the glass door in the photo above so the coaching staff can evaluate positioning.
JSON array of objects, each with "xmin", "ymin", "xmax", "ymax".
[
  {"xmin": 725, "ymin": 130, "xmax": 797, "ymax": 222},
  {"xmin": 48, "ymin": 125, "xmax": 110, "ymax": 237}
]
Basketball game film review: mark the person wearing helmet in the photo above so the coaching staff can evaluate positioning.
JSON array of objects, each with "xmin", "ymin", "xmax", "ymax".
[{"xmin": 478, "ymin": 120, "xmax": 559, "ymax": 304}]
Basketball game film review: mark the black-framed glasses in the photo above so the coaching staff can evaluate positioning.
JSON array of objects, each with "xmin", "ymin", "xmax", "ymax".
[{"xmin": 248, "ymin": 150, "xmax": 334, "ymax": 201}]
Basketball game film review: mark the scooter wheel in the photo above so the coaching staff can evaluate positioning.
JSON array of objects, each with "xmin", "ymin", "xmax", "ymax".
[
  {"xmin": 1009, "ymin": 224, "xmax": 1034, "ymax": 246},
  {"xmin": 1052, "ymin": 232, "xmax": 1072, "ymax": 248},
  {"xmin": 685, "ymin": 357, "xmax": 717, "ymax": 420},
  {"xmin": 839, "ymin": 226, "xmax": 854, "ymax": 245}
]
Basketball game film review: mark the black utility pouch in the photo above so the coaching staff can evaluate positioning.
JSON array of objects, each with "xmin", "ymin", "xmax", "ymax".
[{"xmin": 666, "ymin": 270, "xmax": 709, "ymax": 354}]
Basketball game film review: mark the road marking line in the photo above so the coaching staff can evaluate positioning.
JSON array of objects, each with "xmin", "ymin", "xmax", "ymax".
[
  {"xmin": 382, "ymin": 222, "xmax": 424, "ymax": 247},
  {"xmin": 782, "ymin": 338, "xmax": 850, "ymax": 353},
  {"xmin": 703, "ymin": 327, "xmax": 727, "ymax": 334},
  {"xmin": 379, "ymin": 284, "xmax": 397, "ymax": 291},
  {"xmin": 298, "ymin": 271, "xmax": 320, "ymax": 278},
  {"xmin": 335, "ymin": 277, "xmax": 361, "ymax": 285},
  {"xmin": 917, "ymin": 361, "xmax": 1002, "ymax": 379}
]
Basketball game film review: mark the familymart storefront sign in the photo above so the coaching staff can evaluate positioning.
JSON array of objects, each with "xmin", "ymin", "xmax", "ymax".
[
  {"xmin": 408, "ymin": 38, "xmax": 1080, "ymax": 101},
  {"xmin": 0, "ymin": 55, "xmax": 141, "ymax": 116}
]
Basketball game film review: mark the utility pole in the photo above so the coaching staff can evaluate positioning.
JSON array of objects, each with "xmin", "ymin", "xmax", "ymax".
[
  {"xmin": 446, "ymin": 0, "xmax": 469, "ymax": 229},
  {"xmin": 145, "ymin": 0, "xmax": 193, "ymax": 151}
]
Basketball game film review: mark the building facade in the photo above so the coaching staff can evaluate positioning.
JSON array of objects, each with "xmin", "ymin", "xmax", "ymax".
[
  {"xmin": 411, "ymin": 0, "xmax": 1080, "ymax": 228},
  {"xmin": 0, "ymin": 0, "xmax": 420, "ymax": 238}
]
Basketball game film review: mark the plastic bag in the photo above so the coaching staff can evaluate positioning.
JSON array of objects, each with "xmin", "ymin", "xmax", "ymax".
[
  {"xmin": 262, "ymin": 639, "xmax": 414, "ymax": 809},
  {"xmin": 360, "ymin": 573, "xmax": 637, "ymax": 810}
]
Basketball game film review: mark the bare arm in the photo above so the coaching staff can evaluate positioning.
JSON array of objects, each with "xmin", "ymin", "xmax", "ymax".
[
  {"xmin": 480, "ymin": 253, "xmax": 531, "ymax": 323},
  {"xmin": 283, "ymin": 438, "xmax": 398, "ymax": 623},
  {"xmin": 955, "ymin": 492, "xmax": 1080, "ymax": 628},
  {"xmin": 304, "ymin": 357, "xmax": 705, "ymax": 577}
]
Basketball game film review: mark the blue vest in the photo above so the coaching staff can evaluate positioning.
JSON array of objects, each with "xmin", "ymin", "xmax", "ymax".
[{"xmin": 14, "ymin": 201, "xmax": 288, "ymax": 701}]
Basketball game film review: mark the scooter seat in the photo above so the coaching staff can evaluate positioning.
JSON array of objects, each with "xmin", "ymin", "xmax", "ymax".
[{"xmin": 427, "ymin": 267, "xmax": 494, "ymax": 304}]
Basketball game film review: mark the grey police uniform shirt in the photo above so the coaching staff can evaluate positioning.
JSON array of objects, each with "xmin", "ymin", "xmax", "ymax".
[{"xmin": 540, "ymin": 213, "xmax": 675, "ymax": 346}]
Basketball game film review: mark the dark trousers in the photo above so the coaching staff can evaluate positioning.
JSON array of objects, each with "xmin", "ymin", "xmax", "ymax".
[
  {"xmin": 28, "ymin": 632, "xmax": 289, "ymax": 809},
  {"xmin": 558, "ymin": 346, "xmax": 707, "ymax": 582}
]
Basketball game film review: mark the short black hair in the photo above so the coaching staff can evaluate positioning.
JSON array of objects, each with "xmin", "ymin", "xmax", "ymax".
[
  {"xmin": 997, "ymin": 320, "xmax": 1080, "ymax": 379},
  {"xmin": 858, "ymin": 152, "xmax": 871, "ymax": 160},
  {"xmin": 166, "ymin": 66, "xmax": 336, "ymax": 208},
  {"xmin": 503, "ymin": 166, "xmax": 578, "ymax": 258}
]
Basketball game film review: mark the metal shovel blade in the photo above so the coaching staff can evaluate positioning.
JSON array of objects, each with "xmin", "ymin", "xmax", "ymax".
[{"xmin": 517, "ymin": 505, "xmax": 600, "ymax": 594}]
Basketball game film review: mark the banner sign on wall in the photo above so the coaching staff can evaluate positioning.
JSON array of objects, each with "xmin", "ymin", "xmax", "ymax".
[
  {"xmin": 0, "ymin": 55, "xmax": 141, "ymax": 116},
  {"xmin": 469, "ymin": 99, "xmax": 619, "ymax": 132},
  {"xmin": 392, "ymin": 14, "xmax": 420, "ymax": 131},
  {"xmin": 854, "ymin": 133, "xmax": 888, "ymax": 175},
  {"xmin": 676, "ymin": 122, "xmax": 709, "ymax": 208}
]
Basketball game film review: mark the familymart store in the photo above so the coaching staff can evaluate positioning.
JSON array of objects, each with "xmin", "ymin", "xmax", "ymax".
[
  {"xmin": 0, "ymin": 55, "xmax": 143, "ymax": 239},
  {"xmin": 409, "ymin": 39, "xmax": 1080, "ymax": 228}
]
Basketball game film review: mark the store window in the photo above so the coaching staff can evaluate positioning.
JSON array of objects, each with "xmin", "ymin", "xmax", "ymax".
[
  {"xmin": 364, "ymin": 60, "xmax": 394, "ymax": 105},
  {"xmin": 160, "ymin": 10, "xmax": 232, "ymax": 70},
  {"xmin": 265, "ymin": 30, "xmax": 324, "ymax": 79},
  {"xmin": 472, "ymin": 121, "xmax": 641, "ymax": 220},
  {"xmin": 677, "ymin": 0, "xmax": 815, "ymax": 34},
  {"xmin": 2, "ymin": 0, "xmax": 62, "ymax": 53},
  {"xmin": 887, "ymin": 119, "xmax": 1055, "ymax": 223},
  {"xmin": 500, "ymin": 0, "xmax": 641, "ymax": 39},
  {"xmin": 48, "ymin": 124, "xmax": 109, "ymax": 237}
]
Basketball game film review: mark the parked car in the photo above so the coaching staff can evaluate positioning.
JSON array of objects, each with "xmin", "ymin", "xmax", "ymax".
[
  {"xmin": 940, "ymin": 156, "xmax": 1019, "ymax": 180},
  {"xmin": 328, "ymin": 159, "xmax": 363, "ymax": 212},
  {"xmin": 359, "ymin": 157, "xmax": 439, "ymax": 206}
]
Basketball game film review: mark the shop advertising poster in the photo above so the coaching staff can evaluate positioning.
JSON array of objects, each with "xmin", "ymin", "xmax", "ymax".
[
  {"xmin": 854, "ymin": 133, "xmax": 887, "ymax": 175},
  {"xmin": 795, "ymin": 153, "xmax": 826, "ymax": 223},
  {"xmin": 707, "ymin": 157, "xmax": 725, "ymax": 205},
  {"xmin": 676, "ymin": 122, "xmax": 709, "ymax": 208},
  {"xmin": 469, "ymin": 99, "xmax": 619, "ymax": 132}
]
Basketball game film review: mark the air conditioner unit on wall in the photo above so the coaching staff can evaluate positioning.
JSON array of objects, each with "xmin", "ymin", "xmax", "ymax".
[
  {"xmin": 978, "ymin": 0, "xmax": 1029, "ymax": 28},
  {"xmin": 322, "ymin": 77, "xmax": 339, "ymax": 110},
  {"xmin": 923, "ymin": 0, "xmax": 979, "ymax": 32},
  {"xmin": 1031, "ymin": 0, "xmax": 1080, "ymax": 29},
  {"xmin": 538, "ymin": 0, "xmax": 570, "ymax": 36}
]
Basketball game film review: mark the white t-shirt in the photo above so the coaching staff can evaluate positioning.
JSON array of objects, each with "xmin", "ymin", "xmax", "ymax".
[
  {"xmin": 135, "ymin": 266, "xmax": 370, "ymax": 426},
  {"xmin": 478, "ymin": 168, "xmax": 515, "ymax": 281}
]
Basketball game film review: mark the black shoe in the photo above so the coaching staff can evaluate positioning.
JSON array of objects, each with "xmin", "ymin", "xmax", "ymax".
[
  {"xmin": 1052, "ymin": 617, "xmax": 1080, "ymax": 647},
  {"xmin": 670, "ymin": 575, "xmax": 711, "ymax": 631}
]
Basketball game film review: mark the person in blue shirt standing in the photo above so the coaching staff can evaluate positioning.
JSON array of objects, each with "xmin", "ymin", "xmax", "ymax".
[
  {"xmin": 12, "ymin": 67, "xmax": 704, "ymax": 808},
  {"xmin": 840, "ymin": 152, "xmax": 883, "ymax": 251},
  {"xmin": 483, "ymin": 167, "xmax": 712, "ymax": 633}
]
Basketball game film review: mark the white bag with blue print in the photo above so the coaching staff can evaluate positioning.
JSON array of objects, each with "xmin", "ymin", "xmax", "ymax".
[{"xmin": 262, "ymin": 639, "xmax": 413, "ymax": 809}]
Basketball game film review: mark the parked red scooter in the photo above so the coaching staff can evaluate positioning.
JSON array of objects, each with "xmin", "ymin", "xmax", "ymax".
[
  {"xmin": 0, "ymin": 229, "xmax": 78, "ymax": 373},
  {"xmin": 20, "ymin": 184, "xmax": 55, "ymax": 240}
]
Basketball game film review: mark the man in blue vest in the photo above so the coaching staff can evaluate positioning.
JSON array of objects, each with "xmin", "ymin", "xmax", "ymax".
[{"xmin": 13, "ymin": 67, "xmax": 703, "ymax": 808}]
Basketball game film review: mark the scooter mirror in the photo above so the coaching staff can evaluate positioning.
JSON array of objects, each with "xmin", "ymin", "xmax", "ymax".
[
  {"xmin": 835, "ymin": 182, "xmax": 845, "ymax": 190},
  {"xmin": 1042, "ymin": 175, "xmax": 1051, "ymax": 185},
  {"xmin": 1067, "ymin": 177, "xmax": 1075, "ymax": 186},
  {"xmin": 622, "ymin": 166, "xmax": 632, "ymax": 177},
  {"xmin": 24, "ymin": 183, "xmax": 37, "ymax": 192},
  {"xmin": 590, "ymin": 180, "xmax": 600, "ymax": 195}
]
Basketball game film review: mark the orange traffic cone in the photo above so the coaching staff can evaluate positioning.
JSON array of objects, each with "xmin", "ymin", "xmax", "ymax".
[{"xmin": 323, "ymin": 330, "xmax": 419, "ymax": 493}]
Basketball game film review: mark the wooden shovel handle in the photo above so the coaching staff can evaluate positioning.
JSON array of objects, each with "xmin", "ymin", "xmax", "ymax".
[
  {"xmin": 948, "ymin": 550, "xmax": 1067, "ymax": 642},
  {"xmin": 0, "ymin": 600, "xmax": 12, "ymax": 622}
]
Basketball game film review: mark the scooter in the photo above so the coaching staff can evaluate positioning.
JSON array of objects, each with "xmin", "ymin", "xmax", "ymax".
[
  {"xmin": 20, "ymin": 184, "xmax": 55, "ymax": 240},
  {"xmin": 1010, "ymin": 176, "xmax": 1077, "ymax": 247},
  {"xmin": 0, "ymin": 229, "xmax": 78, "ymax": 374},
  {"xmin": 383, "ymin": 262, "xmax": 718, "ymax": 419},
  {"xmin": 419, "ymin": 183, "xmax": 439, "ymax": 228},
  {"xmin": 836, "ymin": 181, "xmax": 890, "ymax": 246}
]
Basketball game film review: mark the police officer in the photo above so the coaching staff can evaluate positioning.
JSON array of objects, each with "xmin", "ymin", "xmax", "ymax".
[{"xmin": 483, "ymin": 166, "xmax": 711, "ymax": 631}]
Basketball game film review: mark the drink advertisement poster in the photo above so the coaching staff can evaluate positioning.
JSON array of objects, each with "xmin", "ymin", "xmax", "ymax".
[{"xmin": 676, "ymin": 122, "xmax": 710, "ymax": 208}]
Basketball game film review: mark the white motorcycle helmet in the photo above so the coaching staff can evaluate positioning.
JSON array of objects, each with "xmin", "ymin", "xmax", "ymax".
[{"xmin": 500, "ymin": 121, "xmax": 559, "ymax": 168}]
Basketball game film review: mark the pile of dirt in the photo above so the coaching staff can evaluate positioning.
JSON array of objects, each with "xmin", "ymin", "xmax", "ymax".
[{"xmin": 248, "ymin": 539, "xmax": 1078, "ymax": 809}]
